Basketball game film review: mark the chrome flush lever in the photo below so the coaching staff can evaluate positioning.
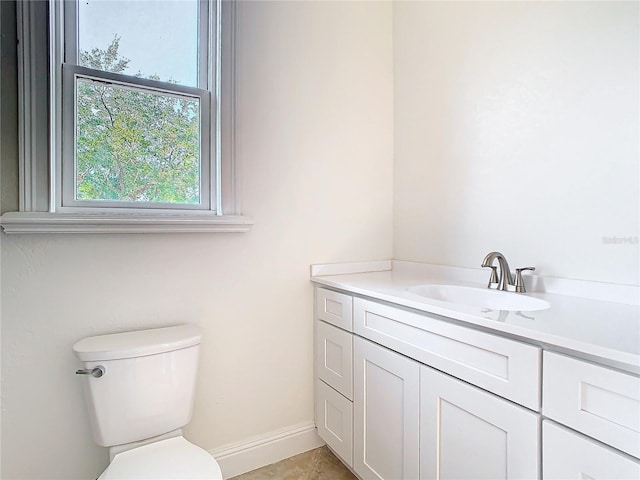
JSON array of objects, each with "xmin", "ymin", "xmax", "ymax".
[
  {"xmin": 515, "ymin": 267, "xmax": 535, "ymax": 293},
  {"xmin": 75, "ymin": 366, "xmax": 105, "ymax": 378}
]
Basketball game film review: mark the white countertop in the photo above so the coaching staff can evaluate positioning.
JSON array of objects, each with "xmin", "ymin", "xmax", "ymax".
[{"xmin": 311, "ymin": 261, "xmax": 640, "ymax": 373}]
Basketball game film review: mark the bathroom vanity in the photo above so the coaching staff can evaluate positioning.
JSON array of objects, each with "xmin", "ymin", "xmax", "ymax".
[{"xmin": 311, "ymin": 261, "xmax": 640, "ymax": 480}]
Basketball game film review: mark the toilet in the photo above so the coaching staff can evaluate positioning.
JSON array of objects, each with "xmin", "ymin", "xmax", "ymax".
[{"xmin": 73, "ymin": 324, "xmax": 223, "ymax": 479}]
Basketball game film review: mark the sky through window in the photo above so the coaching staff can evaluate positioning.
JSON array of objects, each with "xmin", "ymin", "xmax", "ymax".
[{"xmin": 78, "ymin": 0, "xmax": 199, "ymax": 87}]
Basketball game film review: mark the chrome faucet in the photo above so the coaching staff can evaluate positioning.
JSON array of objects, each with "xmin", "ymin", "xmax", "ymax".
[
  {"xmin": 481, "ymin": 251, "xmax": 535, "ymax": 293},
  {"xmin": 481, "ymin": 251, "xmax": 514, "ymax": 291}
]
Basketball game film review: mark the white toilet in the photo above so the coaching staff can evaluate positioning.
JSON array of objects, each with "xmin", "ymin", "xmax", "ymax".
[{"xmin": 73, "ymin": 324, "xmax": 224, "ymax": 479}]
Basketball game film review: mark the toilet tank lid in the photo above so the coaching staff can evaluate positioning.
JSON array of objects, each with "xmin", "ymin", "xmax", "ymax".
[{"xmin": 73, "ymin": 324, "xmax": 203, "ymax": 361}]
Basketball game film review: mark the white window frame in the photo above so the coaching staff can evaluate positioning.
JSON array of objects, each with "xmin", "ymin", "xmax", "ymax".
[{"xmin": 1, "ymin": 0, "xmax": 252, "ymax": 233}]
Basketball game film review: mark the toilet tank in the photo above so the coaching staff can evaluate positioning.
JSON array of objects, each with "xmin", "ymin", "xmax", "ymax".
[{"xmin": 73, "ymin": 325, "xmax": 203, "ymax": 447}]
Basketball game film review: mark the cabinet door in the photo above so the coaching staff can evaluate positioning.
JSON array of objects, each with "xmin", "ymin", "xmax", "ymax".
[
  {"xmin": 316, "ymin": 379, "xmax": 353, "ymax": 467},
  {"xmin": 354, "ymin": 337, "xmax": 420, "ymax": 480},
  {"xmin": 543, "ymin": 420, "xmax": 640, "ymax": 479},
  {"xmin": 421, "ymin": 366, "xmax": 539, "ymax": 480}
]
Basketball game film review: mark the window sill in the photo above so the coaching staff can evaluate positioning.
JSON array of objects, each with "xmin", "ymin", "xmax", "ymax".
[{"xmin": 0, "ymin": 212, "xmax": 254, "ymax": 234}]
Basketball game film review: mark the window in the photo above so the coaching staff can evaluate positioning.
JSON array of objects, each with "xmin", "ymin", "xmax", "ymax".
[
  {"xmin": 63, "ymin": 0, "xmax": 210, "ymax": 210},
  {"xmin": 2, "ymin": 0, "xmax": 251, "ymax": 233}
]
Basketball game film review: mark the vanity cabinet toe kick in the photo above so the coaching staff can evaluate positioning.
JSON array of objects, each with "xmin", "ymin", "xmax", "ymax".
[{"xmin": 313, "ymin": 286, "xmax": 640, "ymax": 480}]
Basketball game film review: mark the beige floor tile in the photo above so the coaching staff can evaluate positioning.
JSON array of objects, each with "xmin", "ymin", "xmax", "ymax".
[
  {"xmin": 309, "ymin": 446, "xmax": 357, "ymax": 480},
  {"xmin": 229, "ymin": 446, "xmax": 357, "ymax": 480}
]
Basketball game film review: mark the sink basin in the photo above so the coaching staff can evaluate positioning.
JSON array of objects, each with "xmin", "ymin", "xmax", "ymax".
[{"xmin": 407, "ymin": 284, "xmax": 550, "ymax": 311}]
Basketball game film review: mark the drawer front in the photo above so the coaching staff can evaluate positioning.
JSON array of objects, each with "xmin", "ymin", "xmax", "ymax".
[
  {"xmin": 543, "ymin": 351, "xmax": 640, "ymax": 459},
  {"xmin": 543, "ymin": 420, "xmax": 640, "ymax": 479},
  {"xmin": 354, "ymin": 297, "xmax": 541, "ymax": 410},
  {"xmin": 316, "ymin": 287, "xmax": 353, "ymax": 331},
  {"xmin": 316, "ymin": 379, "xmax": 353, "ymax": 467},
  {"xmin": 316, "ymin": 320, "xmax": 353, "ymax": 400}
]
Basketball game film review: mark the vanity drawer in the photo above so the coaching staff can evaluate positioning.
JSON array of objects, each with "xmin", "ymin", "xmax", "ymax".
[
  {"xmin": 543, "ymin": 351, "xmax": 640, "ymax": 459},
  {"xmin": 316, "ymin": 379, "xmax": 353, "ymax": 467},
  {"xmin": 316, "ymin": 288, "xmax": 353, "ymax": 331},
  {"xmin": 316, "ymin": 320, "xmax": 353, "ymax": 400},
  {"xmin": 543, "ymin": 420, "xmax": 640, "ymax": 479},
  {"xmin": 353, "ymin": 297, "xmax": 541, "ymax": 410}
]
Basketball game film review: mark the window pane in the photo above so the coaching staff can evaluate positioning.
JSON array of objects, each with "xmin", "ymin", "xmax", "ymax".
[
  {"xmin": 78, "ymin": 0, "xmax": 199, "ymax": 87},
  {"xmin": 75, "ymin": 77, "xmax": 201, "ymax": 205}
]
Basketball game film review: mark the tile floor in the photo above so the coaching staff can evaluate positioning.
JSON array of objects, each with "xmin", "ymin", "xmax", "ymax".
[{"xmin": 229, "ymin": 446, "xmax": 357, "ymax": 480}]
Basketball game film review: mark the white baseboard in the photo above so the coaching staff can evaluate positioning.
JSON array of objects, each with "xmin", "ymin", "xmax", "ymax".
[{"xmin": 209, "ymin": 422, "xmax": 325, "ymax": 479}]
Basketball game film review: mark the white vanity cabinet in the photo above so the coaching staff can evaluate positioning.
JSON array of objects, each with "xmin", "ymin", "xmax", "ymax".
[{"xmin": 313, "ymin": 285, "xmax": 640, "ymax": 479}]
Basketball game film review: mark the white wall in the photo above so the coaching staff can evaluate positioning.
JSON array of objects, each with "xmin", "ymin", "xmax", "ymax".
[
  {"xmin": 0, "ymin": 1, "xmax": 393, "ymax": 478},
  {"xmin": 4, "ymin": 1, "xmax": 638, "ymax": 478},
  {"xmin": 394, "ymin": 1, "xmax": 639, "ymax": 285}
]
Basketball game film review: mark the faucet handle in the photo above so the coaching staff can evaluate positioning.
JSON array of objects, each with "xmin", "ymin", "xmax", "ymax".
[
  {"xmin": 482, "ymin": 265, "xmax": 499, "ymax": 288},
  {"xmin": 515, "ymin": 267, "xmax": 535, "ymax": 293}
]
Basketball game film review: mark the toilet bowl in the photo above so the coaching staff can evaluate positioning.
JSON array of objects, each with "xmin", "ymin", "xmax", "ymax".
[
  {"xmin": 99, "ymin": 436, "xmax": 222, "ymax": 480},
  {"xmin": 73, "ymin": 325, "xmax": 223, "ymax": 480}
]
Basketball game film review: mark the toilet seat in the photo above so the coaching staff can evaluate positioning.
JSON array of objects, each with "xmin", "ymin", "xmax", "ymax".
[{"xmin": 99, "ymin": 436, "xmax": 223, "ymax": 480}]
